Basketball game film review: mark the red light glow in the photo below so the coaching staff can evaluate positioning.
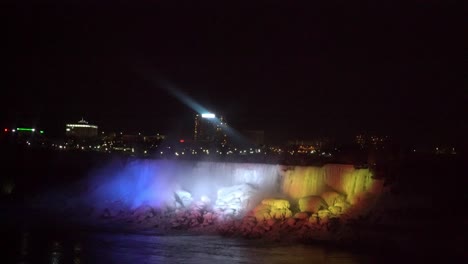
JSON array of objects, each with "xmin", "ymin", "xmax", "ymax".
[
  {"xmin": 4, "ymin": 128, "xmax": 8, "ymax": 132},
  {"xmin": 179, "ymin": 139, "xmax": 185, "ymax": 143}
]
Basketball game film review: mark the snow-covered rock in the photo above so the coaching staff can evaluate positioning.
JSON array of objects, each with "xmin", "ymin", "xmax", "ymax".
[
  {"xmin": 253, "ymin": 203, "xmax": 271, "ymax": 221},
  {"xmin": 174, "ymin": 190, "xmax": 193, "ymax": 208},
  {"xmin": 328, "ymin": 206, "xmax": 342, "ymax": 215},
  {"xmin": 318, "ymin": 209, "xmax": 331, "ymax": 219},
  {"xmin": 334, "ymin": 201, "xmax": 350, "ymax": 212},
  {"xmin": 250, "ymin": 199, "xmax": 293, "ymax": 221},
  {"xmin": 270, "ymin": 208, "xmax": 292, "ymax": 220},
  {"xmin": 321, "ymin": 191, "xmax": 346, "ymax": 207},
  {"xmin": 215, "ymin": 184, "xmax": 258, "ymax": 216},
  {"xmin": 309, "ymin": 214, "xmax": 319, "ymax": 224},
  {"xmin": 261, "ymin": 198, "xmax": 290, "ymax": 210},
  {"xmin": 298, "ymin": 196, "xmax": 328, "ymax": 213}
]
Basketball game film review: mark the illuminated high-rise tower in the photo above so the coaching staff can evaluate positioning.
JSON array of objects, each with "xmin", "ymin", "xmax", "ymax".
[{"xmin": 194, "ymin": 113, "xmax": 227, "ymax": 145}]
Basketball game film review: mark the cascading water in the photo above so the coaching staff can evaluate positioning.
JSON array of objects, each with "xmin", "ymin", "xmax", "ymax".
[
  {"xmin": 83, "ymin": 159, "xmax": 381, "ymax": 213},
  {"xmin": 83, "ymin": 160, "xmax": 281, "ymax": 210},
  {"xmin": 281, "ymin": 164, "xmax": 379, "ymax": 204}
]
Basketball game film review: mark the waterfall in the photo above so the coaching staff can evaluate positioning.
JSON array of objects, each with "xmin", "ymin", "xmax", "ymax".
[
  {"xmin": 281, "ymin": 164, "xmax": 377, "ymax": 203},
  {"xmin": 85, "ymin": 159, "xmax": 380, "ymax": 209}
]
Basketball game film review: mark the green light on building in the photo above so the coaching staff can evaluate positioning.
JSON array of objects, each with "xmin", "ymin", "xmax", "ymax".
[
  {"xmin": 17, "ymin": 128, "xmax": 34, "ymax": 131},
  {"xmin": 16, "ymin": 128, "xmax": 43, "ymax": 133}
]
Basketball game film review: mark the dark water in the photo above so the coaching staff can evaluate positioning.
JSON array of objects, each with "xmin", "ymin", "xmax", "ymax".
[
  {"xmin": 0, "ymin": 206, "xmax": 390, "ymax": 264},
  {"xmin": 2, "ymin": 150, "xmax": 465, "ymax": 263},
  {"xmin": 4, "ymin": 229, "xmax": 383, "ymax": 264}
]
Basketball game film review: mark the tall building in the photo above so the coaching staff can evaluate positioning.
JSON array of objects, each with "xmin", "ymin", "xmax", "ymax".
[
  {"xmin": 194, "ymin": 113, "xmax": 227, "ymax": 145},
  {"xmin": 66, "ymin": 118, "xmax": 98, "ymax": 139}
]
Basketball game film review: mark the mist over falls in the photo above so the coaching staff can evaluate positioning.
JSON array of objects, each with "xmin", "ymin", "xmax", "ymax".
[{"xmin": 78, "ymin": 160, "xmax": 381, "ymax": 216}]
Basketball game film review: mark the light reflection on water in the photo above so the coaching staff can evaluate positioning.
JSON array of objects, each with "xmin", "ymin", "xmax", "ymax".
[
  {"xmin": 88, "ymin": 234, "xmax": 365, "ymax": 264},
  {"xmin": 6, "ymin": 230, "xmax": 381, "ymax": 264}
]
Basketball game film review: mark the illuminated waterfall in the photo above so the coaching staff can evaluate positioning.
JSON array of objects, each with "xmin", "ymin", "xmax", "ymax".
[
  {"xmin": 86, "ymin": 159, "xmax": 381, "ymax": 211},
  {"xmin": 86, "ymin": 160, "xmax": 281, "ymax": 209},
  {"xmin": 281, "ymin": 164, "xmax": 377, "ymax": 204}
]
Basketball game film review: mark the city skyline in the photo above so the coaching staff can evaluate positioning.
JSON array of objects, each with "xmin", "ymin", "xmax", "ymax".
[{"xmin": 3, "ymin": 2, "xmax": 464, "ymax": 146}]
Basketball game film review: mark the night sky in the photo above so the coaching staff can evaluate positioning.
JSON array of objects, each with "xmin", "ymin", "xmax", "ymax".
[{"xmin": 3, "ymin": 1, "xmax": 464, "ymax": 145}]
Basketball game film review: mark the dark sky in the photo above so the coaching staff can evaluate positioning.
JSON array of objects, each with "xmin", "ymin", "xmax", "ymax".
[{"xmin": 3, "ymin": 1, "xmax": 465, "ymax": 145}]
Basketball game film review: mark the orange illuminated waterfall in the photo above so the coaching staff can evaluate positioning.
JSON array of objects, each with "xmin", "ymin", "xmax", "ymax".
[{"xmin": 280, "ymin": 164, "xmax": 379, "ymax": 204}]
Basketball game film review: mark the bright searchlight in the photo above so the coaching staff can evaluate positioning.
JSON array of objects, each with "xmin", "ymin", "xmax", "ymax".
[{"xmin": 201, "ymin": 113, "xmax": 216, "ymax": 119}]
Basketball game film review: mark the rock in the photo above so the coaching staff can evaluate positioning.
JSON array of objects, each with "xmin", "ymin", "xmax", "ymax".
[
  {"xmin": 223, "ymin": 208, "xmax": 236, "ymax": 216},
  {"xmin": 257, "ymin": 212, "xmax": 271, "ymax": 221},
  {"xmin": 176, "ymin": 210, "xmax": 186, "ymax": 218},
  {"xmin": 328, "ymin": 206, "xmax": 342, "ymax": 215},
  {"xmin": 266, "ymin": 219, "xmax": 276, "ymax": 227},
  {"xmin": 133, "ymin": 205, "xmax": 155, "ymax": 221},
  {"xmin": 133, "ymin": 204, "xmax": 153, "ymax": 215},
  {"xmin": 252, "ymin": 202, "xmax": 293, "ymax": 221},
  {"xmin": 174, "ymin": 190, "xmax": 193, "ymax": 208},
  {"xmin": 261, "ymin": 199, "xmax": 290, "ymax": 210},
  {"xmin": 253, "ymin": 203, "xmax": 270, "ymax": 212},
  {"xmin": 191, "ymin": 201, "xmax": 207, "ymax": 211},
  {"xmin": 271, "ymin": 210, "xmax": 282, "ymax": 220},
  {"xmin": 252, "ymin": 204, "xmax": 271, "ymax": 221},
  {"xmin": 294, "ymin": 212, "xmax": 309, "ymax": 220},
  {"xmin": 216, "ymin": 184, "xmax": 257, "ymax": 203},
  {"xmin": 334, "ymin": 202, "xmax": 350, "ymax": 211},
  {"xmin": 298, "ymin": 196, "xmax": 328, "ymax": 213},
  {"xmin": 308, "ymin": 215, "xmax": 319, "ymax": 224},
  {"xmin": 287, "ymin": 218, "xmax": 296, "ymax": 227},
  {"xmin": 295, "ymin": 219, "xmax": 307, "ymax": 227},
  {"xmin": 318, "ymin": 210, "xmax": 331, "ymax": 222},
  {"xmin": 270, "ymin": 208, "xmax": 292, "ymax": 220},
  {"xmin": 215, "ymin": 184, "xmax": 258, "ymax": 216},
  {"xmin": 320, "ymin": 191, "xmax": 345, "ymax": 207},
  {"xmin": 320, "ymin": 216, "xmax": 329, "ymax": 224},
  {"xmin": 203, "ymin": 212, "xmax": 214, "ymax": 221},
  {"xmin": 248, "ymin": 215, "xmax": 258, "ymax": 222}
]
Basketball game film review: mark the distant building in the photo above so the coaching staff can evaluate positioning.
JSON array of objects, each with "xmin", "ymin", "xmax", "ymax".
[
  {"xmin": 194, "ymin": 113, "xmax": 227, "ymax": 145},
  {"xmin": 355, "ymin": 134, "xmax": 366, "ymax": 148},
  {"xmin": 144, "ymin": 134, "xmax": 166, "ymax": 143},
  {"xmin": 287, "ymin": 137, "xmax": 332, "ymax": 150},
  {"xmin": 355, "ymin": 134, "xmax": 389, "ymax": 150},
  {"xmin": 66, "ymin": 118, "xmax": 98, "ymax": 139}
]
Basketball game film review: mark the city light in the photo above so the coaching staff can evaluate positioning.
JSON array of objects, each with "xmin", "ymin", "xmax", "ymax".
[
  {"xmin": 17, "ymin": 128, "xmax": 35, "ymax": 132},
  {"xmin": 201, "ymin": 113, "xmax": 215, "ymax": 119},
  {"xmin": 3, "ymin": 128, "xmax": 7, "ymax": 132},
  {"xmin": 66, "ymin": 124, "xmax": 98, "ymax": 129}
]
